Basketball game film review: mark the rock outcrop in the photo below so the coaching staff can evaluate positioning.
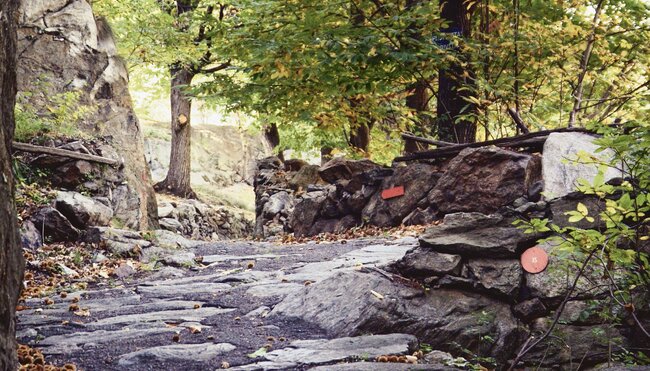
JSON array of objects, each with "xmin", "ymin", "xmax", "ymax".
[
  {"xmin": 16, "ymin": 0, "xmax": 157, "ymax": 229},
  {"xmin": 145, "ymin": 123, "xmax": 271, "ymax": 187},
  {"xmin": 542, "ymin": 132, "xmax": 622, "ymax": 199}
]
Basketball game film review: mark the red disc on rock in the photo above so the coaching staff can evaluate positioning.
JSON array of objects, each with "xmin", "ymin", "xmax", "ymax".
[{"xmin": 521, "ymin": 247, "xmax": 548, "ymax": 274}]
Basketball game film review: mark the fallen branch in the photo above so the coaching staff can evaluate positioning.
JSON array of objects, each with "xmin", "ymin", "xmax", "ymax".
[
  {"xmin": 12, "ymin": 142, "xmax": 120, "ymax": 166},
  {"xmin": 395, "ymin": 127, "xmax": 593, "ymax": 162},
  {"xmin": 401, "ymin": 133, "xmax": 455, "ymax": 148}
]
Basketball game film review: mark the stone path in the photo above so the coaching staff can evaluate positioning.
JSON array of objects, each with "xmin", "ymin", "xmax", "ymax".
[{"xmin": 17, "ymin": 237, "xmax": 447, "ymax": 370}]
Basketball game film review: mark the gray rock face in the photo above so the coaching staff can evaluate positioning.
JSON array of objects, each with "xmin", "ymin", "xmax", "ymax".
[
  {"xmin": 263, "ymin": 191, "xmax": 294, "ymax": 218},
  {"xmin": 419, "ymin": 212, "xmax": 537, "ymax": 257},
  {"xmin": 119, "ymin": 343, "xmax": 235, "ymax": 366},
  {"xmin": 145, "ymin": 124, "xmax": 270, "ymax": 187},
  {"xmin": 512, "ymin": 298, "xmax": 547, "ymax": 322},
  {"xmin": 290, "ymin": 191, "xmax": 327, "ymax": 237},
  {"xmin": 263, "ymin": 334, "xmax": 417, "ymax": 365},
  {"xmin": 393, "ymin": 248, "xmax": 462, "ymax": 278},
  {"xmin": 20, "ymin": 220, "xmax": 42, "ymax": 249},
  {"xmin": 55, "ymin": 191, "xmax": 113, "ymax": 228},
  {"xmin": 542, "ymin": 132, "xmax": 622, "ymax": 199},
  {"xmin": 271, "ymin": 271, "xmax": 523, "ymax": 362},
  {"xmin": 85, "ymin": 226, "xmax": 153, "ymax": 255},
  {"xmin": 524, "ymin": 319, "xmax": 629, "ymax": 367},
  {"xmin": 428, "ymin": 146, "xmax": 541, "ymax": 214},
  {"xmin": 525, "ymin": 241, "xmax": 599, "ymax": 300},
  {"xmin": 39, "ymin": 328, "xmax": 179, "ymax": 355},
  {"xmin": 549, "ymin": 193, "xmax": 604, "ymax": 229},
  {"xmin": 17, "ymin": 0, "xmax": 158, "ymax": 229},
  {"xmin": 362, "ymin": 163, "xmax": 441, "ymax": 227},
  {"xmin": 31, "ymin": 207, "xmax": 80, "ymax": 242},
  {"xmin": 466, "ymin": 258, "xmax": 522, "ymax": 299}
]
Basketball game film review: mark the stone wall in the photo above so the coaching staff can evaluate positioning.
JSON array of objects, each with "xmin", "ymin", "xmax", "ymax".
[
  {"xmin": 254, "ymin": 146, "xmax": 542, "ymax": 238},
  {"xmin": 16, "ymin": 0, "xmax": 157, "ymax": 229},
  {"xmin": 254, "ymin": 132, "xmax": 622, "ymax": 238}
]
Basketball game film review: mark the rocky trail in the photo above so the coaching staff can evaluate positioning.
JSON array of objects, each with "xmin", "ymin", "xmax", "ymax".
[{"xmin": 17, "ymin": 236, "xmax": 449, "ymax": 371}]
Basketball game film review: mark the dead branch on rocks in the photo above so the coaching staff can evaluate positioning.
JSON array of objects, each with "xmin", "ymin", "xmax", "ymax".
[
  {"xmin": 395, "ymin": 127, "xmax": 594, "ymax": 162},
  {"xmin": 12, "ymin": 142, "xmax": 120, "ymax": 166}
]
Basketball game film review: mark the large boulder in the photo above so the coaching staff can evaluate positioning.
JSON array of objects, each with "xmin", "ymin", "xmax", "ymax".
[
  {"xmin": 31, "ymin": 207, "xmax": 80, "ymax": 242},
  {"xmin": 392, "ymin": 248, "xmax": 462, "ymax": 278},
  {"xmin": 428, "ymin": 146, "xmax": 541, "ymax": 214},
  {"xmin": 362, "ymin": 163, "xmax": 442, "ymax": 227},
  {"xmin": 17, "ymin": 0, "xmax": 158, "ymax": 229},
  {"xmin": 542, "ymin": 132, "xmax": 622, "ymax": 199},
  {"xmin": 271, "ymin": 270, "xmax": 524, "ymax": 363},
  {"xmin": 55, "ymin": 191, "xmax": 113, "ymax": 229},
  {"xmin": 319, "ymin": 158, "xmax": 382, "ymax": 184},
  {"xmin": 419, "ymin": 212, "xmax": 540, "ymax": 258}
]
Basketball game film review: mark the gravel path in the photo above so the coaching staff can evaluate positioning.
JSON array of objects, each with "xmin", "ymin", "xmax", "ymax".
[{"xmin": 17, "ymin": 237, "xmax": 429, "ymax": 370}]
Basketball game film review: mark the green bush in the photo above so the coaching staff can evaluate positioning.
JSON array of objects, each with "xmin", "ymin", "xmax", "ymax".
[
  {"xmin": 515, "ymin": 120, "xmax": 650, "ymax": 365},
  {"xmin": 14, "ymin": 90, "xmax": 92, "ymax": 142}
]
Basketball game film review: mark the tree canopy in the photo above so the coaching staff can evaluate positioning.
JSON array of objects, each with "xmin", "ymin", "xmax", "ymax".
[{"xmin": 95, "ymin": 0, "xmax": 650, "ymax": 163}]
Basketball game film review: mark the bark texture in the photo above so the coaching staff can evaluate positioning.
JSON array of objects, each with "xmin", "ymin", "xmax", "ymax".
[
  {"xmin": 155, "ymin": 68, "xmax": 196, "ymax": 198},
  {"xmin": 405, "ymin": 81, "xmax": 430, "ymax": 153},
  {"xmin": 0, "ymin": 0, "xmax": 24, "ymax": 369}
]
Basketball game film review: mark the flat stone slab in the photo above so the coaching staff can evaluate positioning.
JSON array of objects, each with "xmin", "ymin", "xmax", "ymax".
[
  {"xmin": 264, "ymin": 334, "xmax": 417, "ymax": 365},
  {"xmin": 136, "ymin": 282, "xmax": 233, "ymax": 298},
  {"xmin": 309, "ymin": 363, "xmax": 456, "ymax": 370},
  {"xmin": 39, "ymin": 328, "xmax": 179, "ymax": 355},
  {"xmin": 202, "ymin": 254, "xmax": 287, "ymax": 264},
  {"xmin": 118, "ymin": 342, "xmax": 236, "ymax": 366},
  {"xmin": 88, "ymin": 307, "xmax": 234, "ymax": 328},
  {"xmin": 283, "ymin": 242, "xmax": 415, "ymax": 282},
  {"xmin": 246, "ymin": 283, "xmax": 304, "ymax": 298}
]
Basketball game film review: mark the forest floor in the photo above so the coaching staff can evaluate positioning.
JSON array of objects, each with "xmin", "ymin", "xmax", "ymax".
[{"xmin": 16, "ymin": 234, "xmax": 438, "ymax": 371}]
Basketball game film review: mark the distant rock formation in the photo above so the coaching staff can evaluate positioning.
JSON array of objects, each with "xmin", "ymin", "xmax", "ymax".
[{"xmin": 16, "ymin": 0, "xmax": 157, "ymax": 229}]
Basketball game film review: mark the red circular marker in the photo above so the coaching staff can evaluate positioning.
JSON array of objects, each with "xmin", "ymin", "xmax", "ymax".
[{"xmin": 521, "ymin": 247, "xmax": 549, "ymax": 274}]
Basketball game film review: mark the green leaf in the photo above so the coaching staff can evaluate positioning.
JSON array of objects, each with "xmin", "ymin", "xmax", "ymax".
[
  {"xmin": 568, "ymin": 214, "xmax": 585, "ymax": 223},
  {"xmin": 577, "ymin": 202, "xmax": 589, "ymax": 216}
]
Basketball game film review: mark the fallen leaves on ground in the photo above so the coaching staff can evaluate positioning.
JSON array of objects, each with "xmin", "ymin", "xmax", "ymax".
[
  {"xmin": 17, "ymin": 344, "xmax": 78, "ymax": 371},
  {"xmin": 19, "ymin": 242, "xmax": 141, "ymax": 307},
  {"xmin": 375, "ymin": 354, "xmax": 418, "ymax": 364},
  {"xmin": 277, "ymin": 221, "xmax": 441, "ymax": 245}
]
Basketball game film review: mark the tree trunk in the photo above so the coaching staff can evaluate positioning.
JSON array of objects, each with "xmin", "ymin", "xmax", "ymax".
[
  {"xmin": 405, "ymin": 81, "xmax": 430, "ymax": 152},
  {"xmin": 437, "ymin": 0, "xmax": 477, "ymax": 143},
  {"xmin": 1, "ymin": 0, "xmax": 25, "ymax": 369},
  {"xmin": 155, "ymin": 67, "xmax": 196, "ymax": 198},
  {"xmin": 264, "ymin": 122, "xmax": 283, "ymax": 161},
  {"xmin": 349, "ymin": 121, "xmax": 372, "ymax": 154}
]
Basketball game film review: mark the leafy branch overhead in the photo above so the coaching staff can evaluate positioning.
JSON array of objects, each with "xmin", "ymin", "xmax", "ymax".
[{"xmin": 95, "ymin": 0, "xmax": 649, "ymax": 162}]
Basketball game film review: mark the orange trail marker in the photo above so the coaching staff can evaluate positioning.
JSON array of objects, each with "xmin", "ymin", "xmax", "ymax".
[
  {"xmin": 521, "ymin": 246, "xmax": 549, "ymax": 274},
  {"xmin": 381, "ymin": 186, "xmax": 405, "ymax": 200}
]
